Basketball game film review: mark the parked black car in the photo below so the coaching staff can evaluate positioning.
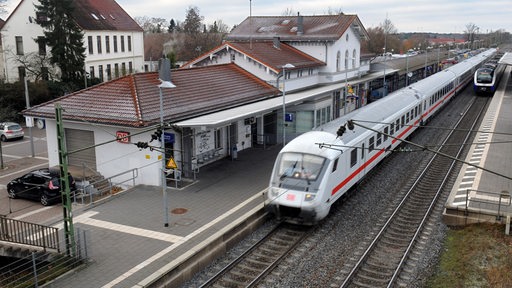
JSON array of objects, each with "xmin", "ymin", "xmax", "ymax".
[{"xmin": 7, "ymin": 168, "xmax": 76, "ymax": 206}]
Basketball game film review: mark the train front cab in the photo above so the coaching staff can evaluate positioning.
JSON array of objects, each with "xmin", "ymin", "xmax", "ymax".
[{"xmin": 266, "ymin": 152, "xmax": 330, "ymax": 224}]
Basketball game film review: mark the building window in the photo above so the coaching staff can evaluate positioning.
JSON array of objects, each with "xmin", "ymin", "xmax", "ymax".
[
  {"xmin": 97, "ymin": 36, "xmax": 102, "ymax": 53},
  {"xmin": 105, "ymin": 36, "xmax": 110, "ymax": 53},
  {"xmin": 89, "ymin": 66, "xmax": 95, "ymax": 79},
  {"xmin": 336, "ymin": 51, "xmax": 341, "ymax": 72},
  {"xmin": 113, "ymin": 35, "xmax": 118, "ymax": 52},
  {"xmin": 98, "ymin": 65, "xmax": 104, "ymax": 82},
  {"xmin": 215, "ymin": 129, "xmax": 221, "ymax": 149},
  {"xmin": 106, "ymin": 64, "xmax": 112, "ymax": 80},
  {"xmin": 127, "ymin": 35, "xmax": 132, "ymax": 51},
  {"xmin": 345, "ymin": 50, "xmax": 349, "ymax": 70},
  {"xmin": 37, "ymin": 36, "xmax": 46, "ymax": 55},
  {"xmin": 121, "ymin": 62, "xmax": 126, "ymax": 76},
  {"xmin": 88, "ymin": 36, "xmax": 93, "ymax": 54},
  {"xmin": 18, "ymin": 66, "xmax": 26, "ymax": 80},
  {"xmin": 120, "ymin": 36, "xmax": 125, "ymax": 52},
  {"xmin": 15, "ymin": 36, "xmax": 24, "ymax": 55},
  {"xmin": 41, "ymin": 67, "xmax": 49, "ymax": 81},
  {"xmin": 128, "ymin": 61, "xmax": 132, "ymax": 73},
  {"xmin": 352, "ymin": 49, "xmax": 357, "ymax": 68},
  {"xmin": 114, "ymin": 63, "xmax": 119, "ymax": 78}
]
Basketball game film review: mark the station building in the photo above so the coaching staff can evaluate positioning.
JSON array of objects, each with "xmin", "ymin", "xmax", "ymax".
[{"xmin": 22, "ymin": 13, "xmax": 446, "ymax": 188}]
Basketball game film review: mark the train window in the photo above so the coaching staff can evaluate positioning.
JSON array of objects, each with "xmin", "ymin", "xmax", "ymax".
[
  {"xmin": 361, "ymin": 143, "xmax": 365, "ymax": 159},
  {"xmin": 401, "ymin": 115, "xmax": 405, "ymax": 128},
  {"xmin": 384, "ymin": 127, "xmax": 389, "ymax": 142},
  {"xmin": 424, "ymin": 101, "xmax": 427, "ymax": 111},
  {"xmin": 414, "ymin": 106, "xmax": 418, "ymax": 118},
  {"xmin": 410, "ymin": 109, "xmax": 414, "ymax": 119},
  {"xmin": 376, "ymin": 132, "xmax": 382, "ymax": 146},
  {"xmin": 406, "ymin": 112, "xmax": 410, "ymax": 123},
  {"xmin": 390, "ymin": 123, "xmax": 394, "ymax": 135},
  {"xmin": 350, "ymin": 149, "xmax": 357, "ymax": 168},
  {"xmin": 369, "ymin": 136, "xmax": 374, "ymax": 152},
  {"xmin": 395, "ymin": 119, "xmax": 400, "ymax": 131},
  {"xmin": 332, "ymin": 158, "xmax": 338, "ymax": 172}
]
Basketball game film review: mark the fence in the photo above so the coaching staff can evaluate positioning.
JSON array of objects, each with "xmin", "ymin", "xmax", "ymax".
[
  {"xmin": 0, "ymin": 217, "xmax": 59, "ymax": 251},
  {"xmin": 0, "ymin": 228, "xmax": 89, "ymax": 288}
]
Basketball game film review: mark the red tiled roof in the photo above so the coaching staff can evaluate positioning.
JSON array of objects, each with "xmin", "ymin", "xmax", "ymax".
[
  {"xmin": 23, "ymin": 63, "xmax": 280, "ymax": 128},
  {"xmin": 227, "ymin": 41, "xmax": 325, "ymax": 73},
  {"xmin": 227, "ymin": 14, "xmax": 365, "ymax": 41},
  {"xmin": 72, "ymin": 0, "xmax": 142, "ymax": 31}
]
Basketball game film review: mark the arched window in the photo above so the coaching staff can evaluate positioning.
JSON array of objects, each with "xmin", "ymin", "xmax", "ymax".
[
  {"xmin": 345, "ymin": 50, "xmax": 349, "ymax": 70},
  {"xmin": 352, "ymin": 49, "xmax": 357, "ymax": 68},
  {"xmin": 336, "ymin": 51, "xmax": 341, "ymax": 72}
]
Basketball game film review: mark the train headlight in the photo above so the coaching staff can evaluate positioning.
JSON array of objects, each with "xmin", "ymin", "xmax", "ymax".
[{"xmin": 304, "ymin": 193, "xmax": 315, "ymax": 202}]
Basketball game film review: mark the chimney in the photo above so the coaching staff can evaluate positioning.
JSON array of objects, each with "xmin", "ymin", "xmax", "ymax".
[
  {"xmin": 158, "ymin": 57, "xmax": 171, "ymax": 82},
  {"xmin": 273, "ymin": 37, "xmax": 281, "ymax": 49},
  {"xmin": 297, "ymin": 12, "xmax": 303, "ymax": 36}
]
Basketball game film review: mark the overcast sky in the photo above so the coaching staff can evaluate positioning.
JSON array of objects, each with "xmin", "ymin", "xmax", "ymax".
[{"xmin": 3, "ymin": 0, "xmax": 511, "ymax": 34}]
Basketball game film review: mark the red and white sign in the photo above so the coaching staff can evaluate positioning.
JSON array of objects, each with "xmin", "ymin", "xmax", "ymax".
[{"xmin": 116, "ymin": 131, "xmax": 130, "ymax": 143}]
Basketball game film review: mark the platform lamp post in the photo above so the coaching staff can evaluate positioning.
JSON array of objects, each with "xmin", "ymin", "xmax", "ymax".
[
  {"xmin": 280, "ymin": 63, "xmax": 295, "ymax": 146},
  {"xmin": 383, "ymin": 47, "xmax": 387, "ymax": 97},
  {"xmin": 158, "ymin": 79, "xmax": 175, "ymax": 227}
]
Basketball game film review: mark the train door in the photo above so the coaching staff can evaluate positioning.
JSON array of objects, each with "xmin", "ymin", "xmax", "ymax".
[{"xmin": 229, "ymin": 123, "xmax": 237, "ymax": 153}]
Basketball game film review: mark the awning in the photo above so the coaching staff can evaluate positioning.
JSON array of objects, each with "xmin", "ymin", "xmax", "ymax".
[
  {"xmin": 174, "ymin": 70, "xmax": 394, "ymax": 128},
  {"xmin": 498, "ymin": 52, "xmax": 512, "ymax": 65}
]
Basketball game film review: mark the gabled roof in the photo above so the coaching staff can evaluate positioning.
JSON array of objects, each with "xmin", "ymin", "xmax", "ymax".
[
  {"xmin": 182, "ymin": 41, "xmax": 326, "ymax": 73},
  {"xmin": 72, "ymin": 0, "xmax": 142, "ymax": 31},
  {"xmin": 23, "ymin": 63, "xmax": 280, "ymax": 128},
  {"xmin": 2, "ymin": 0, "xmax": 142, "ymax": 32},
  {"xmin": 226, "ymin": 14, "xmax": 369, "ymax": 42}
]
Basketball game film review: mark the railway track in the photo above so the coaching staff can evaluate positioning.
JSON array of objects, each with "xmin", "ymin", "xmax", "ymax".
[
  {"xmin": 199, "ymin": 223, "xmax": 310, "ymax": 288},
  {"xmin": 338, "ymin": 96, "xmax": 490, "ymax": 288}
]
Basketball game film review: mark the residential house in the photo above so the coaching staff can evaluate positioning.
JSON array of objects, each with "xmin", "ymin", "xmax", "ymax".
[{"xmin": 0, "ymin": 0, "xmax": 143, "ymax": 83}]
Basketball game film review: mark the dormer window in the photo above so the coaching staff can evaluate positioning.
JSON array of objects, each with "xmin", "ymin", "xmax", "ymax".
[
  {"xmin": 281, "ymin": 20, "xmax": 290, "ymax": 25},
  {"xmin": 109, "ymin": 14, "xmax": 116, "ymax": 20},
  {"xmin": 100, "ymin": 14, "xmax": 106, "ymax": 20},
  {"xmin": 91, "ymin": 13, "xmax": 99, "ymax": 20}
]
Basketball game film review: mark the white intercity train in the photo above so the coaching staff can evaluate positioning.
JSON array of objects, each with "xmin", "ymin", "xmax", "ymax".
[{"xmin": 266, "ymin": 48, "xmax": 497, "ymax": 224}]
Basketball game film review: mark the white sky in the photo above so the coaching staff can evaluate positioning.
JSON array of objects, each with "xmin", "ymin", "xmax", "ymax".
[{"xmin": 2, "ymin": 0, "xmax": 511, "ymax": 34}]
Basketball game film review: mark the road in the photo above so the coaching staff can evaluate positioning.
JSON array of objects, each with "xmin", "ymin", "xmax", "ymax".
[{"xmin": 0, "ymin": 126, "xmax": 61, "ymax": 222}]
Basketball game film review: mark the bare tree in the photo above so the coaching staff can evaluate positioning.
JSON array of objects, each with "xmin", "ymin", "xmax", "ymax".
[
  {"xmin": 281, "ymin": 7, "xmax": 295, "ymax": 16},
  {"xmin": 464, "ymin": 22, "xmax": 479, "ymax": 47},
  {"xmin": 134, "ymin": 16, "xmax": 168, "ymax": 33},
  {"xmin": 0, "ymin": 0, "xmax": 7, "ymax": 15},
  {"xmin": 5, "ymin": 48, "xmax": 58, "ymax": 81}
]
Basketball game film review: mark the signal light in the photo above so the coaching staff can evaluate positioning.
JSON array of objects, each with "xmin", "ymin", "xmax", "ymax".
[{"xmin": 336, "ymin": 125, "xmax": 346, "ymax": 138}]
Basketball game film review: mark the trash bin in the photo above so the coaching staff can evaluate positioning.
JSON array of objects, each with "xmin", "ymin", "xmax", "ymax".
[{"xmin": 232, "ymin": 145, "xmax": 238, "ymax": 160}]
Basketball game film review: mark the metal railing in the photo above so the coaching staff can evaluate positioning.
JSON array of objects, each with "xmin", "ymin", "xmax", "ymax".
[
  {"xmin": 0, "ymin": 228, "xmax": 89, "ymax": 288},
  {"xmin": 461, "ymin": 189, "xmax": 511, "ymax": 219},
  {"xmin": 0, "ymin": 216, "xmax": 59, "ymax": 251},
  {"xmin": 74, "ymin": 168, "xmax": 138, "ymax": 205}
]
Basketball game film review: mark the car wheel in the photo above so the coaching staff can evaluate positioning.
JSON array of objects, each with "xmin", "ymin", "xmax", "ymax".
[
  {"xmin": 40, "ymin": 194, "xmax": 50, "ymax": 206},
  {"xmin": 7, "ymin": 187, "xmax": 17, "ymax": 199},
  {"xmin": 0, "ymin": 135, "xmax": 6, "ymax": 142}
]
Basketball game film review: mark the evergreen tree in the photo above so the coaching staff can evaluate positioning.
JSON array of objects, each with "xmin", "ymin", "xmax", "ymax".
[
  {"xmin": 35, "ymin": 0, "xmax": 86, "ymax": 87},
  {"xmin": 168, "ymin": 19, "xmax": 176, "ymax": 33}
]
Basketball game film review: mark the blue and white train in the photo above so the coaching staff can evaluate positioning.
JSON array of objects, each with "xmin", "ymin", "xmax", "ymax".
[
  {"xmin": 473, "ymin": 53, "xmax": 505, "ymax": 95},
  {"xmin": 266, "ymin": 49, "xmax": 497, "ymax": 225}
]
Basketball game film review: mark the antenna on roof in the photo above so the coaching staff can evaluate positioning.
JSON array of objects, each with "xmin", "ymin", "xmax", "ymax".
[
  {"xmin": 158, "ymin": 57, "xmax": 171, "ymax": 82},
  {"xmin": 249, "ymin": 0, "xmax": 253, "ymax": 49}
]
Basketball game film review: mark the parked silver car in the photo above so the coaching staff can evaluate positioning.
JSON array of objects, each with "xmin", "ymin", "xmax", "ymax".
[{"xmin": 0, "ymin": 122, "xmax": 24, "ymax": 141}]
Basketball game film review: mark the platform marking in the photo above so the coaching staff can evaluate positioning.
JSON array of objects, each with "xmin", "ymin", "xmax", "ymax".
[
  {"xmin": 12, "ymin": 206, "xmax": 53, "ymax": 220},
  {"xmin": 50, "ymin": 211, "xmax": 182, "ymax": 243},
  {"xmin": 103, "ymin": 190, "xmax": 265, "ymax": 288}
]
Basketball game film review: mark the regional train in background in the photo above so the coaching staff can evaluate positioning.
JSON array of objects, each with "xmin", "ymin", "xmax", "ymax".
[
  {"xmin": 473, "ymin": 51, "xmax": 505, "ymax": 95},
  {"xmin": 266, "ymin": 48, "xmax": 498, "ymax": 225}
]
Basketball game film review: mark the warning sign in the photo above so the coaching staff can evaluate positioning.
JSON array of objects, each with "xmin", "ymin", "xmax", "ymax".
[{"xmin": 166, "ymin": 157, "xmax": 177, "ymax": 169}]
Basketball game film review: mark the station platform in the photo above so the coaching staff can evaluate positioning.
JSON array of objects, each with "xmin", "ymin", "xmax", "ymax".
[
  {"xmin": 443, "ymin": 66, "xmax": 512, "ymax": 225},
  {"xmin": 42, "ymin": 145, "xmax": 280, "ymax": 288}
]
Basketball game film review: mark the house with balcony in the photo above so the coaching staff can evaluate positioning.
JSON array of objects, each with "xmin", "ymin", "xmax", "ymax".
[{"xmin": 0, "ymin": 0, "xmax": 143, "ymax": 83}]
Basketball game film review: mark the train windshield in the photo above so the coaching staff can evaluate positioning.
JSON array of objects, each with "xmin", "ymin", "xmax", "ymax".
[
  {"xmin": 276, "ymin": 152, "xmax": 325, "ymax": 182},
  {"xmin": 476, "ymin": 69, "xmax": 493, "ymax": 83}
]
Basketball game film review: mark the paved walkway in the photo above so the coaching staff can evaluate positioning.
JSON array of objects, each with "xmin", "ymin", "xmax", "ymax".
[{"xmin": 40, "ymin": 145, "xmax": 280, "ymax": 288}]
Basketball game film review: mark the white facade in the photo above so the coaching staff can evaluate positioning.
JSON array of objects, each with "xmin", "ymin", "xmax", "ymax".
[{"xmin": 0, "ymin": 0, "xmax": 144, "ymax": 83}]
